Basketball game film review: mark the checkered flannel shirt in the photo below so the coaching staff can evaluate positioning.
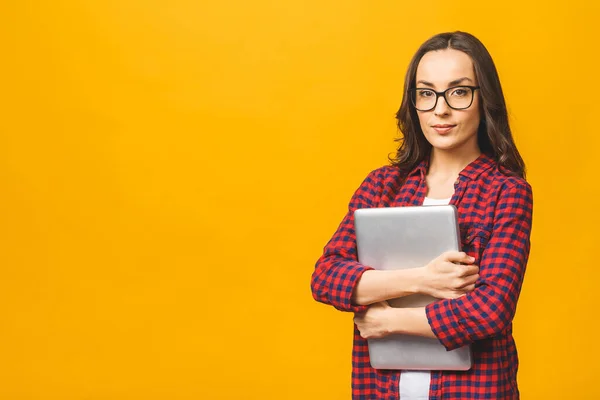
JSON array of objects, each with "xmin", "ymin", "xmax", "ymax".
[{"xmin": 311, "ymin": 153, "xmax": 533, "ymax": 399}]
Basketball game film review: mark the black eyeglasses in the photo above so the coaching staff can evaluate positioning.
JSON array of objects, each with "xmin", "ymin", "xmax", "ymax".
[{"xmin": 409, "ymin": 85, "xmax": 480, "ymax": 111}]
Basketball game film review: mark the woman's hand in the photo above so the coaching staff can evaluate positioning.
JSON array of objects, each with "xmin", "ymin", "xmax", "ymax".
[
  {"xmin": 354, "ymin": 301, "xmax": 395, "ymax": 339},
  {"xmin": 419, "ymin": 251, "xmax": 480, "ymax": 299}
]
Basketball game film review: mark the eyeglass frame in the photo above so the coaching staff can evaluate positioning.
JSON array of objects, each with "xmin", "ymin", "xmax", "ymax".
[{"xmin": 409, "ymin": 85, "xmax": 481, "ymax": 111}]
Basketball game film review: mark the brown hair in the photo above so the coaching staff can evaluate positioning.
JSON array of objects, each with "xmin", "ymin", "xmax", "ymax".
[{"xmin": 390, "ymin": 31, "xmax": 526, "ymax": 179}]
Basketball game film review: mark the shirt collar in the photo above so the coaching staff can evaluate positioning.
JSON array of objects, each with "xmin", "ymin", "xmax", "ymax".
[
  {"xmin": 458, "ymin": 153, "xmax": 495, "ymax": 180},
  {"xmin": 409, "ymin": 152, "xmax": 495, "ymax": 181}
]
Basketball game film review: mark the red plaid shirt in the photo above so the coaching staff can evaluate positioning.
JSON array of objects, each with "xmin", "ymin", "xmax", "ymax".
[{"xmin": 311, "ymin": 154, "xmax": 533, "ymax": 399}]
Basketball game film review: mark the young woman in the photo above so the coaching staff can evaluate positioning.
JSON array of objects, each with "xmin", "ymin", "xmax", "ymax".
[{"xmin": 311, "ymin": 31, "xmax": 533, "ymax": 400}]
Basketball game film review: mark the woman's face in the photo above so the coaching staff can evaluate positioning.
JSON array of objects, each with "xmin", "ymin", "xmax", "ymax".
[{"xmin": 414, "ymin": 49, "xmax": 481, "ymax": 154}]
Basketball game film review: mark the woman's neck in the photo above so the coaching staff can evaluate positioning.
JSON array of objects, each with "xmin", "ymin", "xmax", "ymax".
[{"xmin": 428, "ymin": 147, "xmax": 482, "ymax": 179}]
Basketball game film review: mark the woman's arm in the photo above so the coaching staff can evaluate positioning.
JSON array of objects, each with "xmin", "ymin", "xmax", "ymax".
[
  {"xmin": 312, "ymin": 169, "xmax": 481, "ymax": 311},
  {"xmin": 311, "ymin": 168, "xmax": 432, "ymax": 311},
  {"xmin": 351, "ymin": 269, "xmax": 421, "ymax": 305},
  {"xmin": 355, "ymin": 182, "xmax": 533, "ymax": 347},
  {"xmin": 352, "ymin": 251, "xmax": 479, "ymax": 305},
  {"xmin": 425, "ymin": 182, "xmax": 533, "ymax": 350},
  {"xmin": 311, "ymin": 168, "xmax": 480, "ymax": 311},
  {"xmin": 354, "ymin": 302, "xmax": 437, "ymax": 339},
  {"xmin": 310, "ymin": 170, "xmax": 383, "ymax": 313}
]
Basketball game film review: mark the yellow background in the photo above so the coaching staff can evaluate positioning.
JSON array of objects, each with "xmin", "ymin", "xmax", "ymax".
[{"xmin": 0, "ymin": 1, "xmax": 598, "ymax": 399}]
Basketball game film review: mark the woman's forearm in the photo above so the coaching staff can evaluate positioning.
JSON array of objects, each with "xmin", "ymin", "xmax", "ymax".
[
  {"xmin": 351, "ymin": 268, "xmax": 424, "ymax": 306},
  {"xmin": 389, "ymin": 307, "xmax": 437, "ymax": 338}
]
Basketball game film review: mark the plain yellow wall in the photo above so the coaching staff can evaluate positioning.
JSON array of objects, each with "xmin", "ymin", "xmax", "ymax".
[{"xmin": 0, "ymin": 1, "xmax": 598, "ymax": 399}]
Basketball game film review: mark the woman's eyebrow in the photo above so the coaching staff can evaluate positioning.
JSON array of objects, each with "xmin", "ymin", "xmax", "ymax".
[
  {"xmin": 416, "ymin": 80, "xmax": 435, "ymax": 87},
  {"xmin": 448, "ymin": 77, "xmax": 474, "ymax": 86},
  {"xmin": 416, "ymin": 77, "xmax": 474, "ymax": 88}
]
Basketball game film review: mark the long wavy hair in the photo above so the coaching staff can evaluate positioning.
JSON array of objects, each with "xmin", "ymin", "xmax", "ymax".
[{"xmin": 390, "ymin": 31, "xmax": 526, "ymax": 179}]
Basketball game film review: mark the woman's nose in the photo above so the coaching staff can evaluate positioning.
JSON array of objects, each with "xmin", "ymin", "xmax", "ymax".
[{"xmin": 433, "ymin": 95, "xmax": 450, "ymax": 116}]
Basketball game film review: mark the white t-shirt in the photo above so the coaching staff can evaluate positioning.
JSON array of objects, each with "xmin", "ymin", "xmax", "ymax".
[{"xmin": 399, "ymin": 196, "xmax": 451, "ymax": 400}]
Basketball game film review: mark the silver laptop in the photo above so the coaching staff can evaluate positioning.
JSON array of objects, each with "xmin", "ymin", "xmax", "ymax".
[{"xmin": 354, "ymin": 205, "xmax": 472, "ymax": 370}]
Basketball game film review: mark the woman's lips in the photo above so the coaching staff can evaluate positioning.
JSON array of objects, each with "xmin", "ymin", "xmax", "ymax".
[{"xmin": 432, "ymin": 124, "xmax": 456, "ymax": 134}]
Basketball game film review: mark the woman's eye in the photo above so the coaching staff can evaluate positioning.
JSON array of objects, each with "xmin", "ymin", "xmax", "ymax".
[
  {"xmin": 418, "ymin": 90, "xmax": 434, "ymax": 98},
  {"xmin": 451, "ymin": 88, "xmax": 467, "ymax": 97}
]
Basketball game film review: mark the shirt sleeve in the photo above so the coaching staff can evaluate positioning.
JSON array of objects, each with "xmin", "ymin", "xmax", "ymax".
[
  {"xmin": 425, "ymin": 181, "xmax": 534, "ymax": 350},
  {"xmin": 310, "ymin": 170, "xmax": 383, "ymax": 313}
]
